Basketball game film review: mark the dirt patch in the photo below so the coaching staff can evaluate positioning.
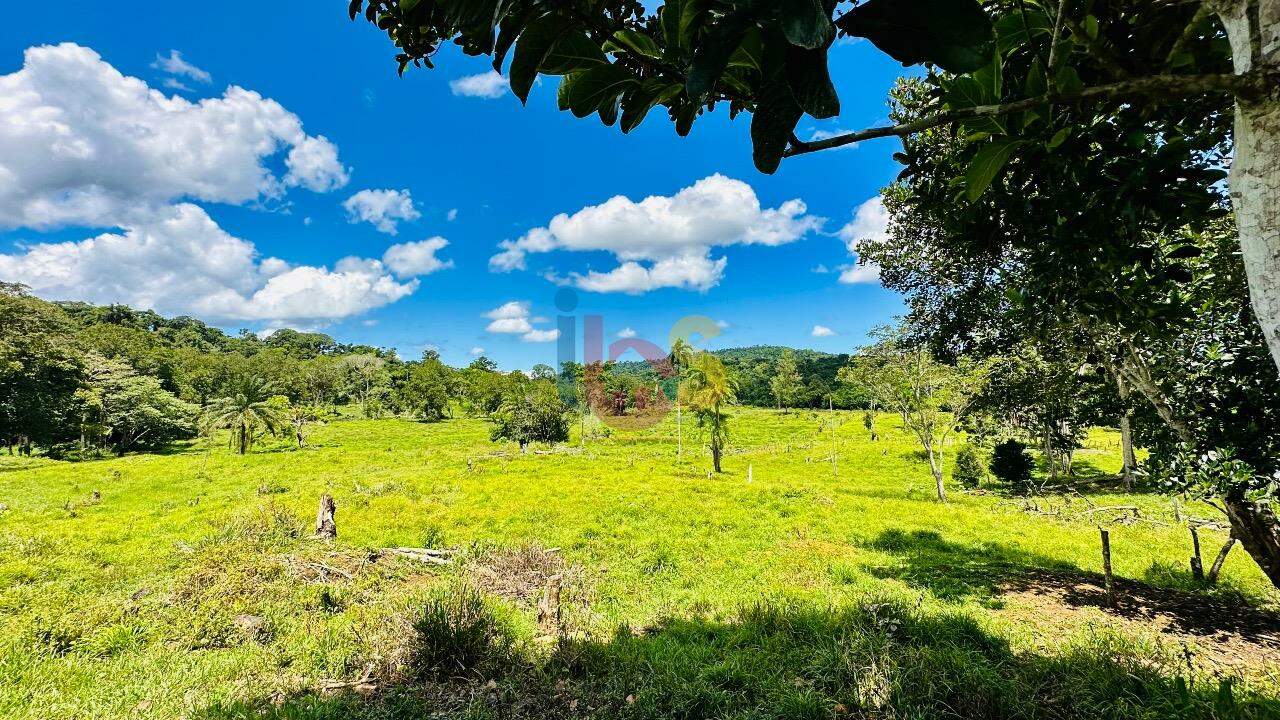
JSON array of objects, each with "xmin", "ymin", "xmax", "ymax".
[{"xmin": 998, "ymin": 570, "xmax": 1280, "ymax": 672}]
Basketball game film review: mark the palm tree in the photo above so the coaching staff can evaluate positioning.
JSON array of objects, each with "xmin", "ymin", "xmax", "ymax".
[
  {"xmin": 682, "ymin": 352, "xmax": 738, "ymax": 473},
  {"xmin": 667, "ymin": 337, "xmax": 694, "ymax": 457},
  {"xmin": 202, "ymin": 376, "xmax": 285, "ymax": 455}
]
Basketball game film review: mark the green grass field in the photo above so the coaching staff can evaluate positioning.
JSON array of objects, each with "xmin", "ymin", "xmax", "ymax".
[{"xmin": 2, "ymin": 408, "xmax": 1278, "ymax": 719}]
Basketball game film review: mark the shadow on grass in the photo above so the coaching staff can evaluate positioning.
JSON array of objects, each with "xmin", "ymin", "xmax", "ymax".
[
  {"xmin": 861, "ymin": 529, "xmax": 1280, "ymax": 644},
  {"xmin": 194, "ymin": 597, "xmax": 1278, "ymax": 720}
]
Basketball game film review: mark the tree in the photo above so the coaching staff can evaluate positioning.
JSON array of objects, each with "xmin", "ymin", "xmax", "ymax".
[
  {"xmin": 401, "ymin": 352, "xmax": 454, "ymax": 421},
  {"xmin": 849, "ymin": 330, "xmax": 989, "ymax": 501},
  {"xmin": 86, "ymin": 356, "xmax": 197, "ymax": 455},
  {"xmin": 202, "ymin": 376, "xmax": 286, "ymax": 455},
  {"xmin": 667, "ymin": 337, "xmax": 694, "ymax": 456},
  {"xmin": 769, "ymin": 349, "xmax": 802, "ymax": 411},
  {"xmin": 864, "ymin": 76, "xmax": 1280, "ymax": 582},
  {"xmin": 0, "ymin": 286, "xmax": 82, "ymax": 452},
  {"xmin": 351, "ymin": 0, "xmax": 1280, "ymax": 378},
  {"xmin": 342, "ymin": 353, "xmax": 388, "ymax": 416},
  {"xmin": 682, "ymin": 352, "xmax": 737, "ymax": 473},
  {"xmin": 490, "ymin": 382, "xmax": 570, "ymax": 450}
]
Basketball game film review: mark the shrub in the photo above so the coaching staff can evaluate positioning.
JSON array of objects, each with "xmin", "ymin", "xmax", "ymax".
[
  {"xmin": 953, "ymin": 445, "xmax": 986, "ymax": 490},
  {"xmin": 990, "ymin": 440, "xmax": 1034, "ymax": 493},
  {"xmin": 491, "ymin": 383, "xmax": 570, "ymax": 449}
]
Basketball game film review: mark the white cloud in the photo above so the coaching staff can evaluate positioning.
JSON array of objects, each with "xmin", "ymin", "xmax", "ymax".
[
  {"xmin": 806, "ymin": 127, "xmax": 857, "ymax": 149},
  {"xmin": 617, "ymin": 327, "xmax": 637, "ymax": 339},
  {"xmin": 343, "ymin": 188, "xmax": 420, "ymax": 235},
  {"xmin": 838, "ymin": 263, "xmax": 881, "ymax": 285},
  {"xmin": 151, "ymin": 50, "xmax": 210, "ymax": 83},
  {"xmin": 162, "ymin": 78, "xmax": 193, "ymax": 93},
  {"xmin": 446, "ymin": 208, "xmax": 458, "ymax": 221},
  {"xmin": 835, "ymin": 197, "xmax": 888, "ymax": 285},
  {"xmin": 382, "ymin": 237, "xmax": 453, "ymax": 278},
  {"xmin": 490, "ymin": 174, "xmax": 822, "ymax": 293},
  {"xmin": 482, "ymin": 301, "xmax": 560, "ymax": 342},
  {"xmin": 812, "ymin": 263, "xmax": 831, "ymax": 274},
  {"xmin": 521, "ymin": 328, "xmax": 561, "ymax": 343},
  {"xmin": 0, "ymin": 43, "xmax": 349, "ymax": 229},
  {"xmin": 811, "ymin": 325, "xmax": 836, "ymax": 337},
  {"xmin": 716, "ymin": 319, "xmax": 730, "ymax": 329},
  {"xmin": 0, "ymin": 203, "xmax": 416, "ymax": 325},
  {"xmin": 469, "ymin": 346, "xmax": 485, "ymax": 356},
  {"xmin": 450, "ymin": 71, "xmax": 508, "ymax": 99}
]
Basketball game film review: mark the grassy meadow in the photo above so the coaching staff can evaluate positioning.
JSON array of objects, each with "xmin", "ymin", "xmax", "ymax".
[{"xmin": 2, "ymin": 408, "xmax": 1278, "ymax": 719}]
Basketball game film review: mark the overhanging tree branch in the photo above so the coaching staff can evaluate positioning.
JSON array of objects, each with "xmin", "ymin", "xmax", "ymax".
[{"xmin": 785, "ymin": 70, "xmax": 1272, "ymax": 156}]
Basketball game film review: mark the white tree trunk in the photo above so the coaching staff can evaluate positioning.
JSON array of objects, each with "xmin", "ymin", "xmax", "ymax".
[{"xmin": 1222, "ymin": 0, "xmax": 1280, "ymax": 375}]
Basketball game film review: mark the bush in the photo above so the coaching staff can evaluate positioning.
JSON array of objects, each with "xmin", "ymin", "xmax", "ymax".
[
  {"xmin": 953, "ymin": 445, "xmax": 985, "ymax": 489},
  {"xmin": 491, "ymin": 383, "xmax": 570, "ymax": 449},
  {"xmin": 990, "ymin": 440, "xmax": 1034, "ymax": 493}
]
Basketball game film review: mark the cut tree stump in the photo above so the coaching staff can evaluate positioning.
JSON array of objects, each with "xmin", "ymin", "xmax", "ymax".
[
  {"xmin": 314, "ymin": 494, "xmax": 337, "ymax": 539},
  {"xmin": 537, "ymin": 573, "xmax": 562, "ymax": 633}
]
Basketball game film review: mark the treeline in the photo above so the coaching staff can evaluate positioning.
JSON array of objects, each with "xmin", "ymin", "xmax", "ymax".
[
  {"xmin": 5, "ymin": 285, "xmax": 860, "ymax": 458},
  {"xmin": 612, "ymin": 346, "xmax": 870, "ymax": 409},
  {"xmin": 0, "ymin": 285, "xmax": 560, "ymax": 457}
]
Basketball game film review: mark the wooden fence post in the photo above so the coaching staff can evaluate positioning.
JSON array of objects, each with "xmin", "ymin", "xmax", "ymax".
[{"xmin": 1099, "ymin": 527, "xmax": 1115, "ymax": 608}]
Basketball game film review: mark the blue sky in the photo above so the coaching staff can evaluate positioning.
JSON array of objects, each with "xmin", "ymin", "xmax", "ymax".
[{"xmin": 0, "ymin": 1, "xmax": 907, "ymax": 371}]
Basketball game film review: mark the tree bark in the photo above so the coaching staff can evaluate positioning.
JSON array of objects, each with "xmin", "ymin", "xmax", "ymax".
[
  {"xmin": 1119, "ymin": 412, "xmax": 1136, "ymax": 490},
  {"xmin": 1221, "ymin": 0, "xmax": 1280, "ymax": 375},
  {"xmin": 926, "ymin": 441, "xmax": 947, "ymax": 502},
  {"xmin": 1224, "ymin": 497, "xmax": 1280, "ymax": 587},
  {"xmin": 315, "ymin": 493, "xmax": 337, "ymax": 539}
]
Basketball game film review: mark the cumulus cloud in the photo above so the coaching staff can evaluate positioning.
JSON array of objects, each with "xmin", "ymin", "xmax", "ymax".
[
  {"xmin": 483, "ymin": 301, "xmax": 560, "ymax": 342},
  {"xmin": 811, "ymin": 325, "xmax": 836, "ymax": 337},
  {"xmin": 835, "ymin": 196, "xmax": 888, "ymax": 285},
  {"xmin": 490, "ymin": 174, "xmax": 822, "ymax": 293},
  {"xmin": 151, "ymin": 50, "xmax": 211, "ymax": 83},
  {"xmin": 0, "ymin": 203, "xmax": 420, "ymax": 324},
  {"xmin": 382, "ymin": 237, "xmax": 453, "ymax": 278},
  {"xmin": 617, "ymin": 327, "xmax": 637, "ymax": 339},
  {"xmin": 469, "ymin": 346, "xmax": 486, "ymax": 356},
  {"xmin": 0, "ymin": 43, "xmax": 349, "ymax": 229},
  {"xmin": 449, "ymin": 71, "xmax": 508, "ymax": 99},
  {"xmin": 343, "ymin": 189, "xmax": 420, "ymax": 235}
]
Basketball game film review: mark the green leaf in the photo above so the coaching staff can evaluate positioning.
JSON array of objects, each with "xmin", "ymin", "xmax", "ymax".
[
  {"xmin": 837, "ymin": 0, "xmax": 994, "ymax": 73},
  {"xmin": 542, "ymin": 32, "xmax": 607, "ymax": 74},
  {"xmin": 687, "ymin": 11, "xmax": 753, "ymax": 98},
  {"xmin": 751, "ymin": 51, "xmax": 804, "ymax": 173},
  {"xmin": 663, "ymin": 0, "xmax": 707, "ymax": 53},
  {"xmin": 728, "ymin": 27, "xmax": 764, "ymax": 70},
  {"xmin": 785, "ymin": 44, "xmax": 840, "ymax": 119},
  {"xmin": 1046, "ymin": 126, "xmax": 1070, "ymax": 150},
  {"xmin": 620, "ymin": 80, "xmax": 684, "ymax": 133},
  {"xmin": 509, "ymin": 14, "xmax": 565, "ymax": 103},
  {"xmin": 971, "ymin": 52, "xmax": 1002, "ymax": 98},
  {"xmin": 605, "ymin": 30, "xmax": 663, "ymax": 60},
  {"xmin": 778, "ymin": 0, "xmax": 834, "ymax": 49},
  {"xmin": 1083, "ymin": 14, "xmax": 1100, "ymax": 40},
  {"xmin": 1054, "ymin": 65, "xmax": 1083, "ymax": 95},
  {"xmin": 965, "ymin": 139, "xmax": 1020, "ymax": 200},
  {"xmin": 561, "ymin": 64, "xmax": 637, "ymax": 118},
  {"xmin": 993, "ymin": 9, "xmax": 1052, "ymax": 55},
  {"xmin": 675, "ymin": 101, "xmax": 699, "ymax": 136},
  {"xmin": 945, "ymin": 75, "xmax": 991, "ymax": 108},
  {"xmin": 1024, "ymin": 58, "xmax": 1046, "ymax": 97}
]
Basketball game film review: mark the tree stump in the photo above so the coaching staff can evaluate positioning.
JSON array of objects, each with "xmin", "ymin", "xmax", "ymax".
[
  {"xmin": 537, "ymin": 573, "xmax": 562, "ymax": 633},
  {"xmin": 314, "ymin": 493, "xmax": 337, "ymax": 539}
]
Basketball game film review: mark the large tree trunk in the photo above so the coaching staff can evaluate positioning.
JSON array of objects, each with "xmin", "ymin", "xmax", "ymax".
[
  {"xmin": 1224, "ymin": 497, "xmax": 1280, "ymax": 586},
  {"xmin": 1119, "ymin": 413, "xmax": 1136, "ymax": 488},
  {"xmin": 1222, "ymin": 0, "xmax": 1280, "ymax": 375}
]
